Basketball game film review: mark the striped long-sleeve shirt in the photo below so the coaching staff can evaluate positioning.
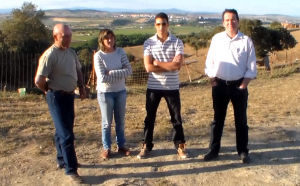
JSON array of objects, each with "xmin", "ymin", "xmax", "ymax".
[
  {"xmin": 94, "ymin": 47, "xmax": 132, "ymax": 92},
  {"xmin": 144, "ymin": 33, "xmax": 183, "ymax": 90}
]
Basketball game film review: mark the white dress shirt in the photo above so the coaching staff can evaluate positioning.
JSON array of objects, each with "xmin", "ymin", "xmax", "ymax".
[{"xmin": 205, "ymin": 31, "xmax": 257, "ymax": 80}]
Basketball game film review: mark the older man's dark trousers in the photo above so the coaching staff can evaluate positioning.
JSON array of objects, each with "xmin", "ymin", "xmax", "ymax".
[
  {"xmin": 209, "ymin": 78, "xmax": 249, "ymax": 155},
  {"xmin": 46, "ymin": 91, "xmax": 78, "ymax": 175},
  {"xmin": 143, "ymin": 89, "xmax": 186, "ymax": 150}
]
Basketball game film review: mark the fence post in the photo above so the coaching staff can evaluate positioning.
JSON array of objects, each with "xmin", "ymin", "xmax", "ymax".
[
  {"xmin": 23, "ymin": 53, "xmax": 25, "ymax": 88},
  {"xmin": 18, "ymin": 53, "xmax": 20, "ymax": 90},
  {"xmin": 14, "ymin": 52, "xmax": 16, "ymax": 90},
  {"xmin": 27, "ymin": 53, "xmax": 29, "ymax": 88},
  {"xmin": 5, "ymin": 52, "xmax": 7, "ymax": 90},
  {"xmin": 184, "ymin": 61, "xmax": 192, "ymax": 82},
  {"xmin": 1, "ymin": 52, "xmax": 3, "ymax": 90}
]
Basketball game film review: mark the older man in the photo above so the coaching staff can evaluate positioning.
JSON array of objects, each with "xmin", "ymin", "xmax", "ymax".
[
  {"xmin": 35, "ymin": 24, "xmax": 86, "ymax": 183},
  {"xmin": 204, "ymin": 9, "xmax": 257, "ymax": 164}
]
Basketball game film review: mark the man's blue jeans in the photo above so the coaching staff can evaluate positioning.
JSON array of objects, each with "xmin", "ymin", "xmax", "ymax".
[
  {"xmin": 97, "ymin": 89, "xmax": 127, "ymax": 150},
  {"xmin": 46, "ymin": 91, "xmax": 78, "ymax": 175}
]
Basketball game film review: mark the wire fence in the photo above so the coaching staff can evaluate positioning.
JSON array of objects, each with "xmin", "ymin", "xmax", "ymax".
[
  {"xmin": 0, "ymin": 52, "xmax": 205, "ymax": 93},
  {"xmin": 1, "ymin": 51, "xmax": 299, "ymax": 94}
]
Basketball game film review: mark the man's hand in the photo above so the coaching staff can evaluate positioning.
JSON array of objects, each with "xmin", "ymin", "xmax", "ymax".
[
  {"xmin": 172, "ymin": 55, "xmax": 182, "ymax": 63},
  {"xmin": 239, "ymin": 84, "xmax": 247, "ymax": 89},
  {"xmin": 153, "ymin": 59, "xmax": 158, "ymax": 66},
  {"xmin": 211, "ymin": 81, "xmax": 217, "ymax": 87},
  {"xmin": 210, "ymin": 78, "xmax": 217, "ymax": 87},
  {"xmin": 79, "ymin": 87, "xmax": 86, "ymax": 101},
  {"xmin": 239, "ymin": 78, "xmax": 251, "ymax": 89}
]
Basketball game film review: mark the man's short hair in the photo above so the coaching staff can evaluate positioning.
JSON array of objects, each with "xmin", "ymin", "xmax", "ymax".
[
  {"xmin": 155, "ymin": 12, "xmax": 169, "ymax": 23},
  {"xmin": 222, "ymin": 9, "xmax": 239, "ymax": 21}
]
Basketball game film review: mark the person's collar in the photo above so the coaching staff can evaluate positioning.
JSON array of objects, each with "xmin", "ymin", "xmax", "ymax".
[
  {"xmin": 224, "ymin": 30, "xmax": 242, "ymax": 40},
  {"xmin": 155, "ymin": 32, "xmax": 171, "ymax": 42},
  {"xmin": 53, "ymin": 44, "xmax": 68, "ymax": 50}
]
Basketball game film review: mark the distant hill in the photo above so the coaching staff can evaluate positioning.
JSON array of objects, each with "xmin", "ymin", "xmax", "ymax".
[
  {"xmin": 46, "ymin": 8, "xmax": 217, "ymax": 15},
  {"xmin": 0, "ymin": 8, "xmax": 299, "ymax": 21}
]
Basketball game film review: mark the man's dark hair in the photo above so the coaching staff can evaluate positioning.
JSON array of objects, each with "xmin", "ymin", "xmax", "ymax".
[
  {"xmin": 155, "ymin": 12, "xmax": 169, "ymax": 23},
  {"xmin": 222, "ymin": 9, "xmax": 239, "ymax": 21}
]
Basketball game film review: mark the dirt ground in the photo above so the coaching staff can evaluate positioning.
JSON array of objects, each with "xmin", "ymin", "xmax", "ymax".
[
  {"xmin": 1, "ymin": 72, "xmax": 300, "ymax": 186},
  {"xmin": 0, "ymin": 126, "xmax": 300, "ymax": 186}
]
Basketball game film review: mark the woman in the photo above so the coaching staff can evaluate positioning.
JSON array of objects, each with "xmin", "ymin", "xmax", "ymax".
[{"xmin": 94, "ymin": 29, "xmax": 132, "ymax": 159}]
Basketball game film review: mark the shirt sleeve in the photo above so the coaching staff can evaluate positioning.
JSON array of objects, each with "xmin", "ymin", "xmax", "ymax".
[
  {"xmin": 94, "ymin": 52, "xmax": 122, "ymax": 84},
  {"xmin": 175, "ymin": 39, "xmax": 184, "ymax": 56},
  {"xmin": 108, "ymin": 48, "xmax": 133, "ymax": 78},
  {"xmin": 205, "ymin": 37, "xmax": 215, "ymax": 78},
  {"xmin": 143, "ymin": 39, "xmax": 151, "ymax": 56},
  {"xmin": 36, "ymin": 51, "xmax": 54, "ymax": 77},
  {"xmin": 244, "ymin": 38, "xmax": 257, "ymax": 79},
  {"xmin": 74, "ymin": 51, "xmax": 82, "ymax": 70}
]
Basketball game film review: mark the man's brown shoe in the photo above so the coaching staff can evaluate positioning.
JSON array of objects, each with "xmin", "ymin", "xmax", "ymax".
[
  {"xmin": 177, "ymin": 143, "xmax": 189, "ymax": 158},
  {"xmin": 118, "ymin": 147, "xmax": 130, "ymax": 156},
  {"xmin": 102, "ymin": 149, "xmax": 111, "ymax": 159},
  {"xmin": 67, "ymin": 173, "xmax": 83, "ymax": 183},
  {"xmin": 137, "ymin": 144, "xmax": 150, "ymax": 159}
]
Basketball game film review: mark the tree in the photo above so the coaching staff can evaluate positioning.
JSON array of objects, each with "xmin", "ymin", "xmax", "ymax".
[
  {"xmin": 210, "ymin": 26, "xmax": 225, "ymax": 38},
  {"xmin": 239, "ymin": 19, "xmax": 297, "ymax": 58},
  {"xmin": 0, "ymin": 2, "xmax": 51, "ymax": 53},
  {"xmin": 111, "ymin": 19, "xmax": 132, "ymax": 26},
  {"xmin": 0, "ymin": 30, "xmax": 7, "ymax": 51},
  {"xmin": 270, "ymin": 21, "xmax": 282, "ymax": 29},
  {"xmin": 89, "ymin": 37, "xmax": 98, "ymax": 50},
  {"xmin": 78, "ymin": 49, "xmax": 93, "ymax": 65},
  {"xmin": 269, "ymin": 27, "xmax": 297, "ymax": 52}
]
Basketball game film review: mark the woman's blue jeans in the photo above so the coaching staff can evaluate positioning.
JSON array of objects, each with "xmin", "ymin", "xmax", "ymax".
[{"xmin": 97, "ymin": 89, "xmax": 127, "ymax": 150}]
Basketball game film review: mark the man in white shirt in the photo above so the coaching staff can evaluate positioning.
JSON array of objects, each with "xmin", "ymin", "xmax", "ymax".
[{"xmin": 204, "ymin": 9, "xmax": 257, "ymax": 164}]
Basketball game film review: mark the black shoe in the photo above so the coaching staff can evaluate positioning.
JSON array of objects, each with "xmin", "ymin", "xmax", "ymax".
[
  {"xmin": 241, "ymin": 153, "xmax": 250, "ymax": 164},
  {"xmin": 204, "ymin": 150, "xmax": 219, "ymax": 161}
]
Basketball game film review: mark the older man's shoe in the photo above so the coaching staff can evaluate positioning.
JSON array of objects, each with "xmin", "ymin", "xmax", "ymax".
[
  {"xmin": 67, "ymin": 173, "xmax": 83, "ymax": 183},
  {"xmin": 57, "ymin": 164, "xmax": 65, "ymax": 169},
  {"xmin": 57, "ymin": 163, "xmax": 81, "ymax": 169},
  {"xmin": 204, "ymin": 150, "xmax": 219, "ymax": 161}
]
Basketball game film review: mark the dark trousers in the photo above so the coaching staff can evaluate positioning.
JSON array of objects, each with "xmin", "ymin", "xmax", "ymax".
[
  {"xmin": 209, "ymin": 78, "xmax": 249, "ymax": 155},
  {"xmin": 143, "ymin": 89, "xmax": 185, "ymax": 150},
  {"xmin": 46, "ymin": 91, "xmax": 78, "ymax": 175}
]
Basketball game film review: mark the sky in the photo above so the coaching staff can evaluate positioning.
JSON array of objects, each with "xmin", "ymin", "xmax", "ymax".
[{"xmin": 1, "ymin": 0, "xmax": 300, "ymax": 16}]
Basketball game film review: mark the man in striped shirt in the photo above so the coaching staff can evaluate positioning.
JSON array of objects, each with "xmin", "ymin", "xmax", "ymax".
[{"xmin": 137, "ymin": 12, "xmax": 188, "ymax": 159}]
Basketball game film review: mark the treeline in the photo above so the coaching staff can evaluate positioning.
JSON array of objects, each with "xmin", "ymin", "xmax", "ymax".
[
  {"xmin": 73, "ymin": 33, "xmax": 153, "ymax": 52},
  {"xmin": 177, "ymin": 20, "xmax": 297, "ymax": 58},
  {"xmin": 111, "ymin": 19, "xmax": 133, "ymax": 26}
]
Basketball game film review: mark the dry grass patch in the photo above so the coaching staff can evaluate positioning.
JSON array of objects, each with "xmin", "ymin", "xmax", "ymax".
[{"xmin": 0, "ymin": 66, "xmax": 300, "ymax": 157}]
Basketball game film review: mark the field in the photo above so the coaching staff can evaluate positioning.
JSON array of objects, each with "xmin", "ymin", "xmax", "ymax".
[
  {"xmin": 70, "ymin": 26, "xmax": 208, "ymax": 47},
  {"xmin": 0, "ymin": 23, "xmax": 300, "ymax": 186}
]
